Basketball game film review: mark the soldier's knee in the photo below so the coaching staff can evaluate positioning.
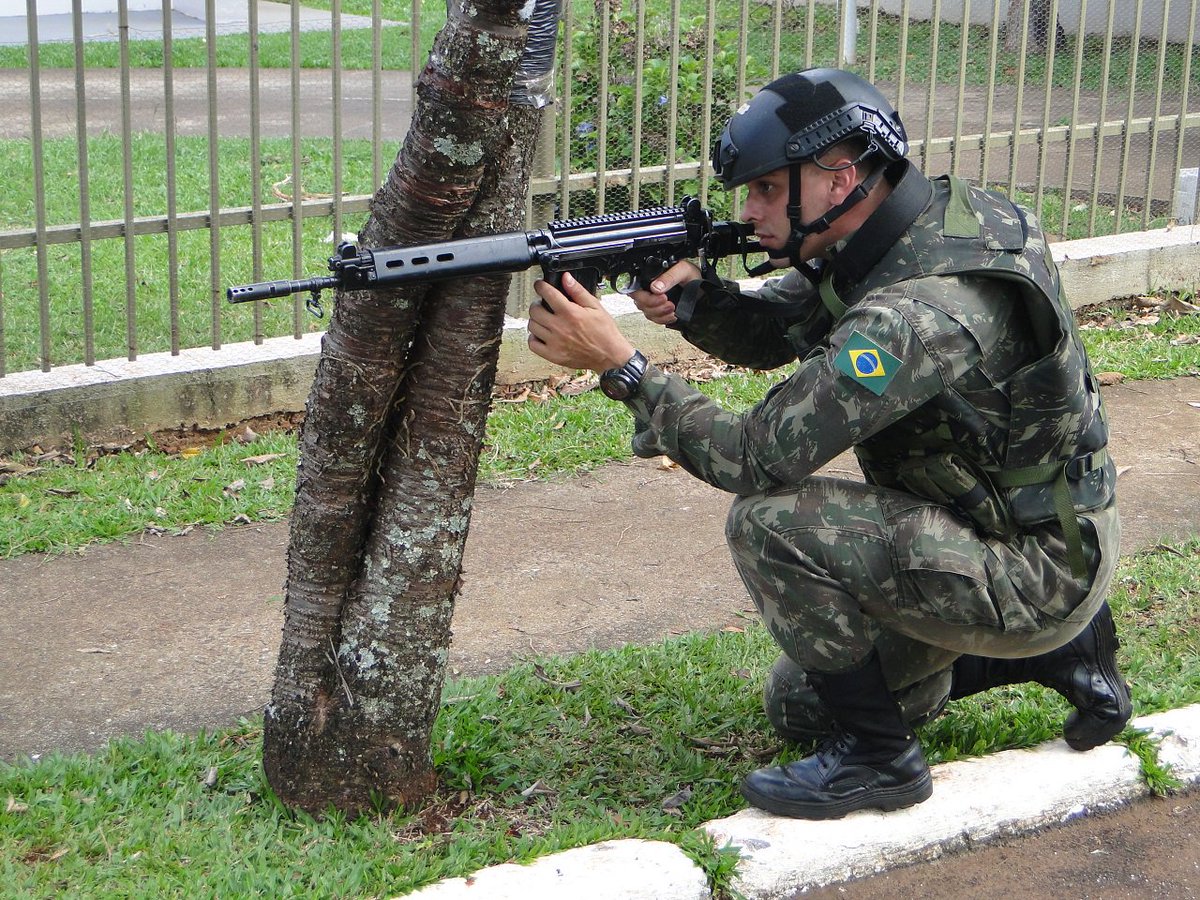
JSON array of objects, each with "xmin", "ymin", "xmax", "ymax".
[
  {"xmin": 725, "ymin": 493, "xmax": 794, "ymax": 563},
  {"xmin": 725, "ymin": 494, "xmax": 761, "ymax": 558},
  {"xmin": 763, "ymin": 653, "xmax": 835, "ymax": 743}
]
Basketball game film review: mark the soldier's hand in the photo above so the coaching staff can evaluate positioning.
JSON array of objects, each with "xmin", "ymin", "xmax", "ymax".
[
  {"xmin": 630, "ymin": 259, "xmax": 700, "ymax": 326},
  {"xmin": 528, "ymin": 273, "xmax": 636, "ymax": 372}
]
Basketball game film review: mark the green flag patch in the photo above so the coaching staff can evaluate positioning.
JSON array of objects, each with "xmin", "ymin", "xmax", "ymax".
[{"xmin": 833, "ymin": 331, "xmax": 902, "ymax": 396}]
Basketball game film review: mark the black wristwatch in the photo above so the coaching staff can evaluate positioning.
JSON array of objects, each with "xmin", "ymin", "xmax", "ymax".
[{"xmin": 599, "ymin": 350, "xmax": 648, "ymax": 401}]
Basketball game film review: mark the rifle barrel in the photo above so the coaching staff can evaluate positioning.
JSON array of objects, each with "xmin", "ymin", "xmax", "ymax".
[{"xmin": 226, "ymin": 276, "xmax": 340, "ymax": 303}]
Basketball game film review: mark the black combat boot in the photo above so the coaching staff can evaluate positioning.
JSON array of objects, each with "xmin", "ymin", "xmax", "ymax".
[
  {"xmin": 763, "ymin": 653, "xmax": 952, "ymax": 743},
  {"xmin": 741, "ymin": 652, "xmax": 933, "ymax": 820},
  {"xmin": 950, "ymin": 601, "xmax": 1133, "ymax": 751}
]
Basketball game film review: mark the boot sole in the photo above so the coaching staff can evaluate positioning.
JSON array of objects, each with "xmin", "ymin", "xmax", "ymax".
[{"xmin": 739, "ymin": 769, "xmax": 933, "ymax": 821}]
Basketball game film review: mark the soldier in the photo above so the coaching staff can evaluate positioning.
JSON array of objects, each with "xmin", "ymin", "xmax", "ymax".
[{"xmin": 526, "ymin": 67, "xmax": 1131, "ymax": 820}]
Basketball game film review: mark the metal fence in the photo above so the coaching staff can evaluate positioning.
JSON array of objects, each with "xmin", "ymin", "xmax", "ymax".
[{"xmin": 1, "ymin": 0, "xmax": 1198, "ymax": 377}]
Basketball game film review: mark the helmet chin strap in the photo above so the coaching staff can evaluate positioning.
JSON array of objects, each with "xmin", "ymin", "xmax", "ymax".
[{"xmin": 749, "ymin": 158, "xmax": 887, "ymax": 283}]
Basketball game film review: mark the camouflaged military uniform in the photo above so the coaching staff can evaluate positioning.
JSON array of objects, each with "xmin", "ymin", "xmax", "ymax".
[{"xmin": 623, "ymin": 162, "xmax": 1119, "ymax": 693}]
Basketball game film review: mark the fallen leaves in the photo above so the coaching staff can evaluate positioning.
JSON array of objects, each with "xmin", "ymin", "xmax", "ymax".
[
  {"xmin": 532, "ymin": 663, "xmax": 582, "ymax": 692},
  {"xmin": 242, "ymin": 453, "xmax": 284, "ymax": 467},
  {"xmin": 491, "ymin": 358, "xmax": 754, "ymax": 406},
  {"xmin": 1078, "ymin": 293, "xmax": 1200, "ymax": 334},
  {"xmin": 660, "ymin": 785, "xmax": 693, "ymax": 815}
]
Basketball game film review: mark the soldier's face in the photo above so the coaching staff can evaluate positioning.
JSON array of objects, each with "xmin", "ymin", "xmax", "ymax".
[
  {"xmin": 740, "ymin": 169, "xmax": 792, "ymax": 251},
  {"xmin": 741, "ymin": 164, "xmax": 842, "ymax": 262}
]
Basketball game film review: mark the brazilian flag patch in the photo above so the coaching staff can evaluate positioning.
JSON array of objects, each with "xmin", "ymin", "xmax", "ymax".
[{"xmin": 833, "ymin": 331, "xmax": 902, "ymax": 396}]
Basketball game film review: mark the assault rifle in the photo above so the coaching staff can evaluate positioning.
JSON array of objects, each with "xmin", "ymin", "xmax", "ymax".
[{"xmin": 226, "ymin": 196, "xmax": 761, "ymax": 322}]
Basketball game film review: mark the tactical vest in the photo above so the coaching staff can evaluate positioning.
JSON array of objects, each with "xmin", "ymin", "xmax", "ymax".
[{"xmin": 820, "ymin": 174, "xmax": 1116, "ymax": 578}]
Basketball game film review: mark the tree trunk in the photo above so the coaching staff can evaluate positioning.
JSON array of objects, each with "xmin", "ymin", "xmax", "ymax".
[
  {"xmin": 1005, "ymin": 0, "xmax": 1061, "ymax": 54},
  {"xmin": 262, "ymin": 0, "xmax": 550, "ymax": 816}
]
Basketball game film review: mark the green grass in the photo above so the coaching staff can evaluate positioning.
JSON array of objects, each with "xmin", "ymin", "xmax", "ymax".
[
  {"xmin": 0, "ymin": 0, "xmax": 444, "ymax": 70},
  {"xmin": 1078, "ymin": 299, "xmax": 1200, "ymax": 379},
  {"xmin": 0, "ymin": 133, "xmax": 390, "ymax": 372},
  {"xmin": 1, "ymin": 304, "xmax": 1197, "ymax": 559},
  {"xmin": 1, "ymin": 538, "xmax": 1196, "ymax": 897}
]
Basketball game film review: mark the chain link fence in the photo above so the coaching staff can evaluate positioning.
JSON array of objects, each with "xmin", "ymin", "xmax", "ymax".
[{"xmin": 0, "ymin": 0, "xmax": 1197, "ymax": 378}]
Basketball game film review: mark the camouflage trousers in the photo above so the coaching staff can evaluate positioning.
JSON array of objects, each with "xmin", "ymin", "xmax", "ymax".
[{"xmin": 726, "ymin": 476, "xmax": 1120, "ymax": 689}]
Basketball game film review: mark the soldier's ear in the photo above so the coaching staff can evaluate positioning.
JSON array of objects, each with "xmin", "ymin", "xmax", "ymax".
[{"xmin": 827, "ymin": 162, "xmax": 861, "ymax": 204}]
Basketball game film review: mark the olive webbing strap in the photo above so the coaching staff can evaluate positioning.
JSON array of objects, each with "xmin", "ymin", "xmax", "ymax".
[
  {"xmin": 818, "ymin": 268, "xmax": 849, "ymax": 320},
  {"xmin": 991, "ymin": 448, "xmax": 1110, "ymax": 580}
]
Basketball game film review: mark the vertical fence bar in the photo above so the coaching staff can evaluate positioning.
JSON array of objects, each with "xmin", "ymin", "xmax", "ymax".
[
  {"xmin": 0, "ymin": 253, "xmax": 5, "ymax": 377},
  {"xmin": 736, "ymin": 0, "xmax": 749, "ymax": 106},
  {"xmin": 978, "ymin": 0, "xmax": 1002, "ymax": 189},
  {"xmin": 1115, "ymin": 0, "xmax": 1145, "ymax": 233},
  {"xmin": 699, "ymin": 0, "xmax": 716, "ymax": 205},
  {"xmin": 894, "ymin": 0, "xmax": 910, "ymax": 124},
  {"xmin": 332, "ymin": 0, "xmax": 345, "ymax": 241},
  {"xmin": 559, "ymin": 0, "xmax": 573, "ymax": 218},
  {"xmin": 838, "ymin": 0, "xmax": 855, "ymax": 66},
  {"xmin": 1142, "ymin": 0, "xmax": 1173, "ymax": 229},
  {"xmin": 665, "ymin": 0, "xmax": 681, "ymax": 203},
  {"xmin": 1005, "ymin": 0, "xmax": 1032, "ymax": 199},
  {"xmin": 206, "ymin": 0, "xmax": 222, "ymax": 349},
  {"xmin": 248, "ymin": 0, "xmax": 264, "ymax": 344},
  {"xmin": 596, "ymin": 0, "xmax": 610, "ymax": 214},
  {"xmin": 949, "ymin": 0, "xmax": 970, "ymax": 177},
  {"xmin": 1086, "ymin": 0, "xmax": 1117, "ymax": 236},
  {"xmin": 25, "ymin": 0, "xmax": 51, "ymax": 372},
  {"xmin": 771, "ymin": 0, "xmax": 783, "ymax": 81},
  {"xmin": 1034, "ymin": 0, "xmax": 1062, "ymax": 216},
  {"xmin": 1170, "ymin": 0, "xmax": 1198, "ymax": 225},
  {"xmin": 631, "ymin": 0, "xmax": 646, "ymax": 209},
  {"xmin": 1060, "ymin": 0, "xmax": 1090, "ymax": 239},
  {"xmin": 72, "ymin": 0, "xmax": 95, "ymax": 365},
  {"xmin": 118, "ymin": 0, "xmax": 138, "ymax": 360},
  {"xmin": 162, "ymin": 0, "xmax": 181, "ymax": 354},
  {"xmin": 732, "ymin": 0, "xmax": 751, "ymax": 219},
  {"xmin": 920, "ymin": 0, "xmax": 942, "ymax": 173},
  {"xmin": 290, "ymin": 0, "xmax": 304, "ymax": 336},
  {"xmin": 804, "ymin": 0, "xmax": 815, "ymax": 67},
  {"xmin": 411, "ymin": 0, "xmax": 420, "ymax": 111},
  {"xmin": 866, "ymin": 0, "xmax": 880, "ymax": 83},
  {"xmin": 372, "ymin": 0, "xmax": 383, "ymax": 193}
]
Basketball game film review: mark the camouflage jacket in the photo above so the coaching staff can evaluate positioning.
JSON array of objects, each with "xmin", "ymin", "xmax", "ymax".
[{"xmin": 624, "ymin": 163, "xmax": 1116, "ymax": 570}]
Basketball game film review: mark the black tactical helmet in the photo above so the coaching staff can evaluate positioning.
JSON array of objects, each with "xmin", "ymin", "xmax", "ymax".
[{"xmin": 711, "ymin": 68, "xmax": 907, "ymax": 188}]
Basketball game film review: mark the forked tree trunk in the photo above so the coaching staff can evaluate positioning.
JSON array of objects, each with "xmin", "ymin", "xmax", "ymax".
[{"xmin": 262, "ymin": 0, "xmax": 551, "ymax": 816}]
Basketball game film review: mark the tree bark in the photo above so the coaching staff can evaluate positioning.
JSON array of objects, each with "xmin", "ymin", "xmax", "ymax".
[
  {"xmin": 1005, "ymin": 0, "xmax": 1061, "ymax": 54},
  {"xmin": 263, "ymin": 0, "xmax": 546, "ymax": 816}
]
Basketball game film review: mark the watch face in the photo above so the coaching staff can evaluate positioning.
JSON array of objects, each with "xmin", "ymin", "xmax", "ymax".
[
  {"xmin": 600, "ymin": 373, "xmax": 632, "ymax": 400},
  {"xmin": 600, "ymin": 350, "xmax": 646, "ymax": 401}
]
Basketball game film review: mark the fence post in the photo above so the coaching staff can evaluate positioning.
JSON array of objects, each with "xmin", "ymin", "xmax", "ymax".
[{"xmin": 840, "ymin": 0, "xmax": 857, "ymax": 66}]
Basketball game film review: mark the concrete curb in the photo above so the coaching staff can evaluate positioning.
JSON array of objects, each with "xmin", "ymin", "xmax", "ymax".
[{"xmin": 407, "ymin": 704, "xmax": 1200, "ymax": 899}]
